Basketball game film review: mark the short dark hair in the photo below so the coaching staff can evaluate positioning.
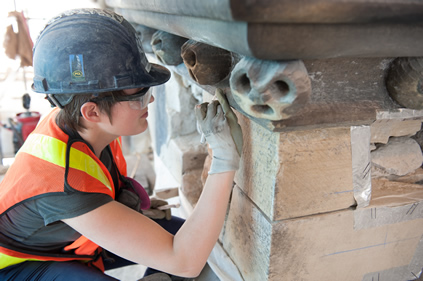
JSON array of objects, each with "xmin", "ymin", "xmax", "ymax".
[{"xmin": 55, "ymin": 90, "xmax": 127, "ymax": 132}]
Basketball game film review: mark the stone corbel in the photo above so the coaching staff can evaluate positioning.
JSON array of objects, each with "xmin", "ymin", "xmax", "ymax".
[
  {"xmin": 386, "ymin": 57, "xmax": 423, "ymax": 110},
  {"xmin": 181, "ymin": 40, "xmax": 234, "ymax": 85},
  {"xmin": 151, "ymin": 30, "xmax": 188, "ymax": 65},
  {"xmin": 229, "ymin": 57, "xmax": 311, "ymax": 121},
  {"xmin": 135, "ymin": 24, "xmax": 157, "ymax": 54}
]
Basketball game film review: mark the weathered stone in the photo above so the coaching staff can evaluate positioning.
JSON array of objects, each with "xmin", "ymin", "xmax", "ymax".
[
  {"xmin": 386, "ymin": 57, "xmax": 423, "ymax": 110},
  {"xmin": 158, "ymin": 132, "xmax": 208, "ymax": 184},
  {"xmin": 164, "ymin": 72, "xmax": 198, "ymax": 138},
  {"xmin": 135, "ymin": 24, "xmax": 156, "ymax": 53},
  {"xmin": 371, "ymin": 137, "xmax": 423, "ymax": 177},
  {"xmin": 234, "ymin": 113, "xmax": 356, "ymax": 220},
  {"xmin": 180, "ymin": 169, "xmax": 204, "ymax": 207},
  {"xmin": 221, "ymin": 186, "xmax": 423, "ymax": 281},
  {"xmin": 181, "ymin": 40, "xmax": 233, "ymax": 85},
  {"xmin": 412, "ymin": 125, "xmax": 423, "ymax": 150},
  {"xmin": 371, "ymin": 119, "xmax": 422, "ymax": 144},
  {"xmin": 151, "ymin": 30, "xmax": 188, "ymax": 65},
  {"xmin": 229, "ymin": 57, "xmax": 310, "ymax": 121},
  {"xmin": 113, "ymin": 5, "xmax": 423, "ymax": 60}
]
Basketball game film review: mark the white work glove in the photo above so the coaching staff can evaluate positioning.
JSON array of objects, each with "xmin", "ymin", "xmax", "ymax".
[{"xmin": 195, "ymin": 90, "xmax": 243, "ymax": 174}]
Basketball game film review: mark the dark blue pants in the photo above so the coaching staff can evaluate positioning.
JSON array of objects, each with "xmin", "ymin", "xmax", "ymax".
[{"xmin": 0, "ymin": 216, "xmax": 185, "ymax": 281}]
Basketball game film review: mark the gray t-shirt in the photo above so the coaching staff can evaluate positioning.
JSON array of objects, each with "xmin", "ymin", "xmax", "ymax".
[{"xmin": 0, "ymin": 193, "xmax": 112, "ymax": 251}]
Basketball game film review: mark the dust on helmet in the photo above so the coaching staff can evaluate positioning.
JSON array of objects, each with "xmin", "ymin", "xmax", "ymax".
[{"xmin": 32, "ymin": 8, "xmax": 171, "ymax": 108}]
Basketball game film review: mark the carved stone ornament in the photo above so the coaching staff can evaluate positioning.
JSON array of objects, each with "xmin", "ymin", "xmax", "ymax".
[
  {"xmin": 229, "ymin": 57, "xmax": 311, "ymax": 120},
  {"xmin": 386, "ymin": 57, "xmax": 423, "ymax": 110},
  {"xmin": 181, "ymin": 40, "xmax": 233, "ymax": 85},
  {"xmin": 135, "ymin": 24, "xmax": 156, "ymax": 54},
  {"xmin": 151, "ymin": 30, "xmax": 188, "ymax": 65}
]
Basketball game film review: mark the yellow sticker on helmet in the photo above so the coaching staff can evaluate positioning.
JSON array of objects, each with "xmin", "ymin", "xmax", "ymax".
[{"xmin": 69, "ymin": 54, "xmax": 86, "ymax": 82}]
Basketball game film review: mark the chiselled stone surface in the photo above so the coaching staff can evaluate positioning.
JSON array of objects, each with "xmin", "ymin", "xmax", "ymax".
[
  {"xmin": 371, "ymin": 137, "xmax": 423, "ymax": 177},
  {"xmin": 234, "ymin": 113, "xmax": 356, "ymax": 220},
  {"xmin": 157, "ymin": 132, "xmax": 208, "ymax": 184},
  {"xmin": 221, "ymin": 186, "xmax": 423, "ymax": 281},
  {"xmin": 180, "ymin": 169, "xmax": 204, "ymax": 207},
  {"xmin": 371, "ymin": 119, "xmax": 422, "ymax": 144}
]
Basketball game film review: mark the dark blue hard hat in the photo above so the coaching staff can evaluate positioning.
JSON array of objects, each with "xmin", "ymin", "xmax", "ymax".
[{"xmin": 32, "ymin": 9, "xmax": 170, "ymax": 107}]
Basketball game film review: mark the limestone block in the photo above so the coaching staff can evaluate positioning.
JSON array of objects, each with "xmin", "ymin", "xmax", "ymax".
[
  {"xmin": 371, "ymin": 119, "xmax": 422, "ymax": 144},
  {"xmin": 222, "ymin": 186, "xmax": 423, "ymax": 281},
  {"xmin": 158, "ymin": 132, "xmax": 208, "ymax": 184},
  {"xmin": 235, "ymin": 113, "xmax": 356, "ymax": 220},
  {"xmin": 180, "ymin": 169, "xmax": 204, "ymax": 207},
  {"xmin": 371, "ymin": 137, "xmax": 423, "ymax": 177},
  {"xmin": 164, "ymin": 72, "xmax": 198, "ymax": 138}
]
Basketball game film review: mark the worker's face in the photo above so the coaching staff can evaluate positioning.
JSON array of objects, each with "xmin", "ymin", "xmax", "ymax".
[{"xmin": 102, "ymin": 87, "xmax": 155, "ymax": 136}]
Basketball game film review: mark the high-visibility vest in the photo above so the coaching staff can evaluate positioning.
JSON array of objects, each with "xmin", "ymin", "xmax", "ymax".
[{"xmin": 0, "ymin": 108, "xmax": 127, "ymax": 271}]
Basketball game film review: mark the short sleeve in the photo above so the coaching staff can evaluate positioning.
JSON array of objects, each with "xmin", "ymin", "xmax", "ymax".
[{"xmin": 34, "ymin": 192, "xmax": 113, "ymax": 225}]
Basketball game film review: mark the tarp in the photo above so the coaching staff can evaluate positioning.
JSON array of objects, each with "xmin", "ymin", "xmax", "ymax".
[{"xmin": 3, "ymin": 11, "xmax": 33, "ymax": 67}]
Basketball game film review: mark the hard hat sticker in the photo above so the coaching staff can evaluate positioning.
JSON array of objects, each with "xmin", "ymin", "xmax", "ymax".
[{"xmin": 69, "ymin": 54, "xmax": 86, "ymax": 82}]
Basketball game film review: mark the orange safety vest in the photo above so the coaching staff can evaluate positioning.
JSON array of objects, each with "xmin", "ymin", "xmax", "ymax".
[{"xmin": 0, "ymin": 108, "xmax": 127, "ymax": 271}]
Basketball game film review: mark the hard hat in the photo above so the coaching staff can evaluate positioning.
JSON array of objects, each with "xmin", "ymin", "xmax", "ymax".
[{"xmin": 32, "ymin": 9, "xmax": 170, "ymax": 107}]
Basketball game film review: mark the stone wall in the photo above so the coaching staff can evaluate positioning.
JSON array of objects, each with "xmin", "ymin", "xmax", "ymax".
[{"xmin": 103, "ymin": 2, "xmax": 423, "ymax": 280}]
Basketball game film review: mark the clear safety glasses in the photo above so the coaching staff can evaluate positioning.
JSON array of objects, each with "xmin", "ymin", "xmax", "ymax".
[{"xmin": 91, "ymin": 87, "xmax": 152, "ymax": 110}]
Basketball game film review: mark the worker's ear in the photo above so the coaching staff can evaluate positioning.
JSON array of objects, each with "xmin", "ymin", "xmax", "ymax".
[{"xmin": 80, "ymin": 102, "xmax": 101, "ymax": 123}]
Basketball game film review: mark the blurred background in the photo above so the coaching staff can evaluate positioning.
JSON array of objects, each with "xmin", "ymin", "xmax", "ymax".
[{"xmin": 0, "ymin": 0, "xmax": 105, "ymax": 161}]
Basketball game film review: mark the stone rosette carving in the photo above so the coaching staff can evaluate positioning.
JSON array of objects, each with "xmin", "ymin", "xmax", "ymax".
[{"xmin": 229, "ymin": 57, "xmax": 311, "ymax": 121}]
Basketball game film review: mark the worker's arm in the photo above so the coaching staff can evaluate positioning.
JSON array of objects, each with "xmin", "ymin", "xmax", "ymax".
[
  {"xmin": 63, "ymin": 93, "xmax": 242, "ymax": 277},
  {"xmin": 63, "ymin": 170, "xmax": 234, "ymax": 277}
]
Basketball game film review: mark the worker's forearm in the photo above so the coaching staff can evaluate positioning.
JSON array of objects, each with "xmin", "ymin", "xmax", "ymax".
[{"xmin": 173, "ymin": 171, "xmax": 235, "ymax": 275}]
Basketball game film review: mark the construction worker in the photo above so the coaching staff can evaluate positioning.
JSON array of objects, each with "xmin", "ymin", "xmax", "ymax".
[{"xmin": 0, "ymin": 8, "xmax": 242, "ymax": 281}]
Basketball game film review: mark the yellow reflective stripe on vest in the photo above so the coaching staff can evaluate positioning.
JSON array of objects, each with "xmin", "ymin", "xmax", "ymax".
[
  {"xmin": 0, "ymin": 252, "xmax": 40, "ymax": 269},
  {"xmin": 19, "ymin": 134, "xmax": 112, "ymax": 191},
  {"xmin": 115, "ymin": 137, "xmax": 122, "ymax": 148}
]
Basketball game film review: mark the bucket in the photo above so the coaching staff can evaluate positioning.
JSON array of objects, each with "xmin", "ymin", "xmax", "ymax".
[{"xmin": 15, "ymin": 111, "xmax": 41, "ymax": 141}]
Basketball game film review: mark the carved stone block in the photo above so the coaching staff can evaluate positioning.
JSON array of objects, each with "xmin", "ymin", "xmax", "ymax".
[
  {"xmin": 158, "ymin": 132, "xmax": 208, "ymax": 184},
  {"xmin": 386, "ymin": 57, "xmax": 423, "ymax": 110},
  {"xmin": 370, "ymin": 119, "xmax": 422, "ymax": 144},
  {"xmin": 180, "ymin": 169, "xmax": 204, "ymax": 207},
  {"xmin": 229, "ymin": 57, "xmax": 310, "ymax": 120},
  {"xmin": 181, "ymin": 40, "xmax": 233, "ymax": 85},
  {"xmin": 371, "ymin": 137, "xmax": 423, "ymax": 177},
  {"xmin": 221, "ymin": 186, "xmax": 423, "ymax": 281},
  {"xmin": 234, "ymin": 113, "xmax": 357, "ymax": 220},
  {"xmin": 151, "ymin": 30, "xmax": 188, "ymax": 65}
]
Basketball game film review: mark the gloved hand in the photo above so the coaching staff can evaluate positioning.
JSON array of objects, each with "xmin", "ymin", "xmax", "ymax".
[
  {"xmin": 142, "ymin": 197, "xmax": 172, "ymax": 220},
  {"xmin": 117, "ymin": 177, "xmax": 151, "ymax": 212},
  {"xmin": 215, "ymin": 89, "xmax": 243, "ymax": 157},
  {"xmin": 195, "ymin": 89, "xmax": 243, "ymax": 174}
]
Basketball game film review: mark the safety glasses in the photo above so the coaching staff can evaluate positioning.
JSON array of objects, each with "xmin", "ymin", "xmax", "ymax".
[{"xmin": 91, "ymin": 87, "xmax": 152, "ymax": 110}]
